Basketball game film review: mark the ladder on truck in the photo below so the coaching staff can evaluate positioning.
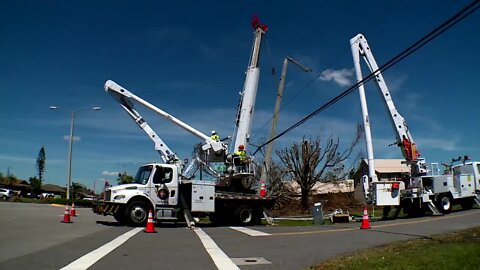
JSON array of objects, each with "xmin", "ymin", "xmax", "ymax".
[
  {"xmin": 474, "ymin": 194, "xmax": 480, "ymax": 207},
  {"xmin": 426, "ymin": 200, "xmax": 443, "ymax": 216}
]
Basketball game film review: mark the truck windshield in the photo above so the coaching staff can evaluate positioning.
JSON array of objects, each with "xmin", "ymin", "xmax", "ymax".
[{"xmin": 134, "ymin": 165, "xmax": 153, "ymax": 185}]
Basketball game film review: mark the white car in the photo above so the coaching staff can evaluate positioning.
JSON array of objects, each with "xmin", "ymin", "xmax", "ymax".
[{"xmin": 0, "ymin": 188, "xmax": 13, "ymax": 200}]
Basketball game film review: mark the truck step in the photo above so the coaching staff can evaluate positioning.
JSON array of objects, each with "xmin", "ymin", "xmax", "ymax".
[
  {"xmin": 426, "ymin": 200, "xmax": 442, "ymax": 216},
  {"xmin": 474, "ymin": 195, "xmax": 480, "ymax": 207}
]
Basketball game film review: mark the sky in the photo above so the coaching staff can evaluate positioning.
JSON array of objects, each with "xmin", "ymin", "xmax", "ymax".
[{"xmin": 1, "ymin": 1, "xmax": 479, "ymax": 191}]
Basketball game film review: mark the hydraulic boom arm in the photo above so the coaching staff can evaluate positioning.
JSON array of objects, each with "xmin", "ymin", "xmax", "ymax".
[
  {"xmin": 351, "ymin": 34, "xmax": 425, "ymax": 176},
  {"xmin": 104, "ymin": 80, "xmax": 226, "ymax": 165},
  {"xmin": 233, "ymin": 16, "xmax": 268, "ymax": 153}
]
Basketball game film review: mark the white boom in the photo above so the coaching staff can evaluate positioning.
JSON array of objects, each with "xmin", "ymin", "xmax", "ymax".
[
  {"xmin": 233, "ymin": 17, "xmax": 268, "ymax": 152},
  {"xmin": 104, "ymin": 80, "xmax": 226, "ymax": 165},
  {"xmin": 351, "ymin": 34, "xmax": 426, "ymax": 177}
]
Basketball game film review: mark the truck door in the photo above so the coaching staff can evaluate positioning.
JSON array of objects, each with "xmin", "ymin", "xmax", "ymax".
[{"xmin": 148, "ymin": 165, "xmax": 178, "ymax": 206}]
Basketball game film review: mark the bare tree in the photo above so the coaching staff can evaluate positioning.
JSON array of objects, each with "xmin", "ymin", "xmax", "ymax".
[
  {"xmin": 36, "ymin": 146, "xmax": 46, "ymax": 184},
  {"xmin": 277, "ymin": 125, "xmax": 363, "ymax": 209},
  {"xmin": 117, "ymin": 171, "xmax": 133, "ymax": 185}
]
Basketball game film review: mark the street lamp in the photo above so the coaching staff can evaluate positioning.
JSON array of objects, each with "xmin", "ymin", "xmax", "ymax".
[{"xmin": 50, "ymin": 106, "xmax": 101, "ymax": 200}]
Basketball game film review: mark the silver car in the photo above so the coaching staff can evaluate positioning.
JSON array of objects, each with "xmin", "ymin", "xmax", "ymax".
[{"xmin": 0, "ymin": 188, "xmax": 13, "ymax": 200}]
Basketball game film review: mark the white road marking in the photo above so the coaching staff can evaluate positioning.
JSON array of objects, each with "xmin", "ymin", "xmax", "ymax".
[
  {"xmin": 194, "ymin": 228, "xmax": 240, "ymax": 270},
  {"xmin": 60, "ymin": 227, "xmax": 143, "ymax": 270},
  {"xmin": 229, "ymin": 227, "xmax": 270, "ymax": 236}
]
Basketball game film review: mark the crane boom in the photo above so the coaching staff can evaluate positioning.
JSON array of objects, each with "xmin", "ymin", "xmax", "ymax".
[
  {"xmin": 350, "ymin": 34, "xmax": 425, "ymax": 177},
  {"xmin": 233, "ymin": 16, "xmax": 268, "ymax": 152},
  {"xmin": 104, "ymin": 80, "xmax": 227, "ymax": 163}
]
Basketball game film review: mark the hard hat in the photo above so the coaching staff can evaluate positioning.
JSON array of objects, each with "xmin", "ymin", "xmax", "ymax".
[
  {"xmin": 238, "ymin": 145, "xmax": 245, "ymax": 150},
  {"xmin": 211, "ymin": 130, "xmax": 216, "ymax": 134}
]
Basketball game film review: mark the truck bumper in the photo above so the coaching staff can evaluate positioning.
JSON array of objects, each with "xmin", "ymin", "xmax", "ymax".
[{"xmin": 92, "ymin": 202, "xmax": 122, "ymax": 216}]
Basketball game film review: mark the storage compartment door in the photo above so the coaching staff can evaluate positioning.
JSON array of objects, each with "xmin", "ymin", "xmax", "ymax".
[{"xmin": 191, "ymin": 184, "xmax": 215, "ymax": 212}]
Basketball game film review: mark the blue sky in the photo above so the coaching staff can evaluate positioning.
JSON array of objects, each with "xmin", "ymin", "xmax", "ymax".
[{"xmin": 1, "ymin": 1, "xmax": 479, "ymax": 191}]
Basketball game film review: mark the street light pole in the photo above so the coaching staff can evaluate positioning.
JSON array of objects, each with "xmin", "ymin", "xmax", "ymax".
[
  {"xmin": 50, "ymin": 106, "xmax": 100, "ymax": 201},
  {"xmin": 66, "ymin": 111, "xmax": 75, "ymax": 201}
]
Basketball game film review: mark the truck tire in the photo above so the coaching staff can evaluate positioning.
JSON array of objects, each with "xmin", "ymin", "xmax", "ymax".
[
  {"xmin": 113, "ymin": 208, "xmax": 126, "ymax": 225},
  {"xmin": 460, "ymin": 198, "xmax": 474, "ymax": 210},
  {"xmin": 436, "ymin": 194, "xmax": 452, "ymax": 213},
  {"xmin": 125, "ymin": 201, "xmax": 150, "ymax": 227},
  {"xmin": 233, "ymin": 205, "xmax": 260, "ymax": 226},
  {"xmin": 209, "ymin": 212, "xmax": 229, "ymax": 226}
]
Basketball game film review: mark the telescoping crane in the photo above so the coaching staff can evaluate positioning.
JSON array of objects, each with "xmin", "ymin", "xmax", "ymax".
[
  {"xmin": 104, "ymin": 80, "xmax": 226, "ymax": 178},
  {"xmin": 93, "ymin": 17, "xmax": 275, "ymax": 228},
  {"xmin": 351, "ymin": 34, "xmax": 479, "ymax": 217}
]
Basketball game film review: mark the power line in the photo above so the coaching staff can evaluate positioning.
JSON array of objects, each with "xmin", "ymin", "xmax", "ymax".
[
  {"xmin": 252, "ymin": 0, "xmax": 480, "ymax": 155},
  {"xmin": 250, "ymin": 1, "xmax": 406, "ymax": 144}
]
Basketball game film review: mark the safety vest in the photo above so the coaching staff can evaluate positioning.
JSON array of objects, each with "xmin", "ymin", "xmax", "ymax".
[
  {"xmin": 211, "ymin": 134, "xmax": 220, "ymax": 141},
  {"xmin": 234, "ymin": 150, "xmax": 247, "ymax": 161}
]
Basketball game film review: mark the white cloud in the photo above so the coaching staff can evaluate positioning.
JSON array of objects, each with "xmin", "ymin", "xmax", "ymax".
[
  {"xmin": 384, "ymin": 74, "xmax": 408, "ymax": 93},
  {"xmin": 102, "ymin": 170, "xmax": 119, "ymax": 176},
  {"xmin": 0, "ymin": 154, "xmax": 35, "ymax": 163},
  {"xmin": 63, "ymin": 135, "xmax": 80, "ymax": 141},
  {"xmin": 415, "ymin": 138, "xmax": 458, "ymax": 151},
  {"xmin": 319, "ymin": 68, "xmax": 354, "ymax": 87}
]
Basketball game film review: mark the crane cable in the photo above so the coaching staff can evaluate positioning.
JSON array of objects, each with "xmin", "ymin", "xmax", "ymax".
[{"xmin": 252, "ymin": 0, "xmax": 480, "ymax": 155}]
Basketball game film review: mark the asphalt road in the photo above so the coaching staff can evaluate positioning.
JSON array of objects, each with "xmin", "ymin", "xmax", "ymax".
[{"xmin": 1, "ymin": 202, "xmax": 479, "ymax": 270}]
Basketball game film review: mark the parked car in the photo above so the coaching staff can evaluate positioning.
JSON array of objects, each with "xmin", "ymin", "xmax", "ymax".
[
  {"xmin": 0, "ymin": 188, "xmax": 14, "ymax": 200},
  {"xmin": 82, "ymin": 195, "xmax": 96, "ymax": 201}
]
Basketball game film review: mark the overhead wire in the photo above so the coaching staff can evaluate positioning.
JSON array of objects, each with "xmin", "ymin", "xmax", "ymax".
[
  {"xmin": 250, "ymin": 0, "xmax": 406, "ymax": 145},
  {"xmin": 252, "ymin": 0, "xmax": 480, "ymax": 155}
]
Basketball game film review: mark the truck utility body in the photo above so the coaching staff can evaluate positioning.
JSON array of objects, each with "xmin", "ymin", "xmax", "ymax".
[
  {"xmin": 93, "ymin": 17, "xmax": 274, "ymax": 227},
  {"xmin": 351, "ymin": 34, "xmax": 480, "ymax": 217},
  {"xmin": 94, "ymin": 163, "xmax": 273, "ymax": 227}
]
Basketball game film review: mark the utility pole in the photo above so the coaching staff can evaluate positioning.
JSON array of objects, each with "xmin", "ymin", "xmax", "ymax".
[{"xmin": 261, "ymin": 57, "xmax": 311, "ymax": 185}]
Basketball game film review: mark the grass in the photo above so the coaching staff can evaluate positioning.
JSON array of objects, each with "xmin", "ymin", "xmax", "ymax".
[{"xmin": 309, "ymin": 226, "xmax": 480, "ymax": 270}]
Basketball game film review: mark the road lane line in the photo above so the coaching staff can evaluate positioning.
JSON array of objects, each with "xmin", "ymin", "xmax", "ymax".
[
  {"xmin": 229, "ymin": 227, "xmax": 270, "ymax": 236},
  {"xmin": 60, "ymin": 227, "xmax": 142, "ymax": 270},
  {"xmin": 373, "ymin": 210, "xmax": 480, "ymax": 229},
  {"xmin": 270, "ymin": 210, "xmax": 480, "ymax": 236},
  {"xmin": 194, "ymin": 228, "xmax": 239, "ymax": 270}
]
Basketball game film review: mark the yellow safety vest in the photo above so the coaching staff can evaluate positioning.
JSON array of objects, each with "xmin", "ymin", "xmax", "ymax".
[{"xmin": 234, "ymin": 150, "xmax": 246, "ymax": 161}]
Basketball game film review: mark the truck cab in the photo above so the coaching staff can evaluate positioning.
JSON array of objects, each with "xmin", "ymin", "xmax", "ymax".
[
  {"xmin": 452, "ymin": 162, "xmax": 480, "ymax": 192},
  {"xmin": 99, "ymin": 163, "xmax": 184, "ymax": 226}
]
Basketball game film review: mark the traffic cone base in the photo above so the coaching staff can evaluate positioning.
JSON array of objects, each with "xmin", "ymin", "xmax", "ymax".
[
  {"xmin": 360, "ymin": 206, "xmax": 371, "ymax": 229},
  {"xmin": 70, "ymin": 202, "xmax": 77, "ymax": 217},
  {"xmin": 259, "ymin": 181, "xmax": 267, "ymax": 197},
  {"xmin": 144, "ymin": 210, "xmax": 157, "ymax": 233},
  {"xmin": 61, "ymin": 205, "xmax": 73, "ymax": 223}
]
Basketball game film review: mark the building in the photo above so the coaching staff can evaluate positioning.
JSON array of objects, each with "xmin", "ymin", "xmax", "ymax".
[{"xmin": 284, "ymin": 179, "xmax": 354, "ymax": 195}]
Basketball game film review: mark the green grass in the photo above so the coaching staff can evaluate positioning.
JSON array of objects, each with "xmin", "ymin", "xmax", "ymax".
[{"xmin": 309, "ymin": 226, "xmax": 480, "ymax": 270}]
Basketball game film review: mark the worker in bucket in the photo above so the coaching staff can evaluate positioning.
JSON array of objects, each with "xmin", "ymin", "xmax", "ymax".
[
  {"xmin": 210, "ymin": 130, "xmax": 220, "ymax": 141},
  {"xmin": 234, "ymin": 145, "xmax": 247, "ymax": 172}
]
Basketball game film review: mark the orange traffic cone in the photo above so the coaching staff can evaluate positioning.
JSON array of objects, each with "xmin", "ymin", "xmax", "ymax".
[
  {"xmin": 70, "ymin": 202, "xmax": 77, "ymax": 217},
  {"xmin": 360, "ymin": 206, "xmax": 371, "ymax": 229},
  {"xmin": 259, "ymin": 181, "xmax": 267, "ymax": 197},
  {"xmin": 61, "ymin": 204, "xmax": 73, "ymax": 223},
  {"xmin": 144, "ymin": 210, "xmax": 156, "ymax": 233}
]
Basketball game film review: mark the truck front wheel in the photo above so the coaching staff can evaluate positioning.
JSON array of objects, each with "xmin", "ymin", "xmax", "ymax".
[
  {"xmin": 113, "ymin": 207, "xmax": 126, "ymax": 224},
  {"xmin": 126, "ymin": 201, "xmax": 150, "ymax": 227}
]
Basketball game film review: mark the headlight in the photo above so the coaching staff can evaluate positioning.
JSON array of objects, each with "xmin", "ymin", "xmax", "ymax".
[{"xmin": 113, "ymin": 195, "xmax": 126, "ymax": 200}]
